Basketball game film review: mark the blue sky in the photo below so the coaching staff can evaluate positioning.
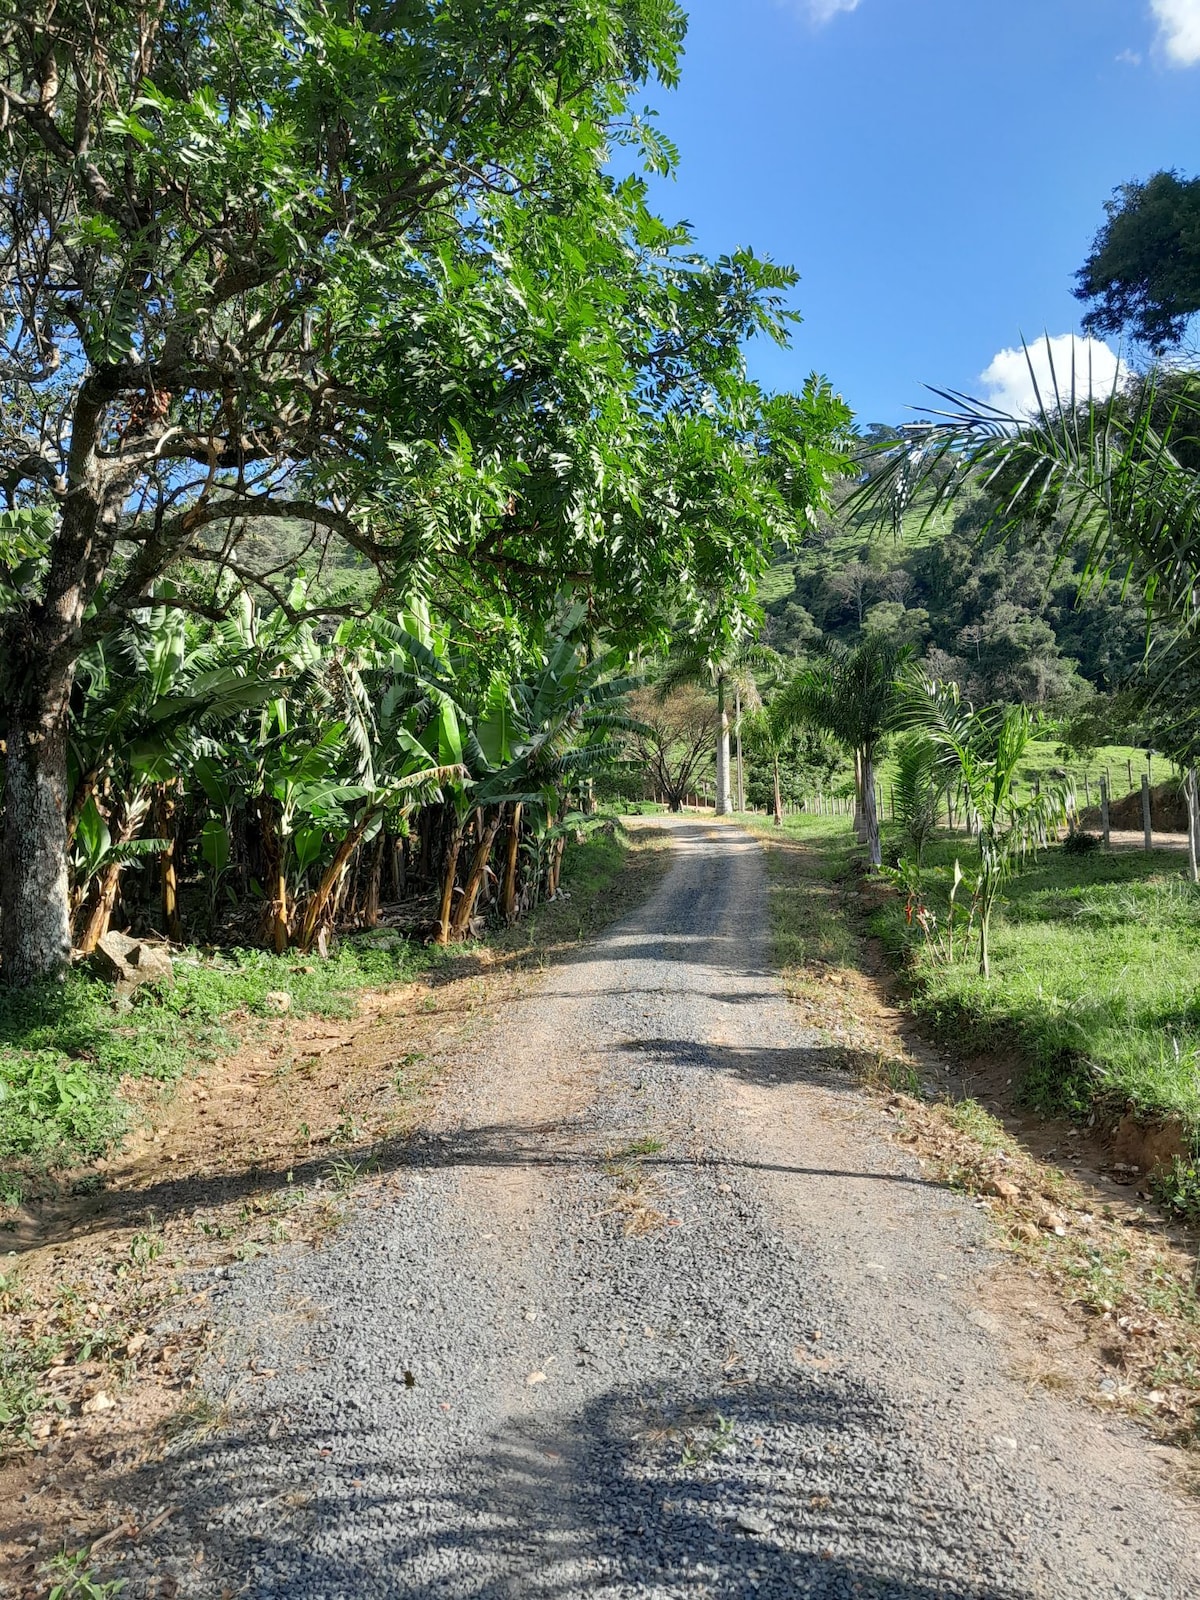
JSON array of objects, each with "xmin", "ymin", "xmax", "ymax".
[{"xmin": 642, "ymin": 0, "xmax": 1200, "ymax": 427}]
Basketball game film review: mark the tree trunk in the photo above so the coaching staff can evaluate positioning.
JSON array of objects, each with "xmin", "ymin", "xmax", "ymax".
[
  {"xmin": 155, "ymin": 783, "xmax": 183, "ymax": 943},
  {"xmin": 1, "ymin": 673, "xmax": 75, "ymax": 983},
  {"xmin": 773, "ymin": 756, "xmax": 783, "ymax": 826},
  {"xmin": 501, "ymin": 802, "xmax": 523, "ymax": 922},
  {"xmin": 434, "ymin": 815, "xmax": 463, "ymax": 945},
  {"xmin": 258, "ymin": 798, "xmax": 290, "ymax": 953},
  {"xmin": 734, "ymin": 686, "xmax": 744, "ymax": 813},
  {"xmin": 546, "ymin": 833, "xmax": 567, "ymax": 898},
  {"xmin": 365, "ymin": 832, "xmax": 384, "ymax": 926},
  {"xmin": 852, "ymin": 749, "xmax": 869, "ymax": 843},
  {"xmin": 862, "ymin": 751, "xmax": 882, "ymax": 868},
  {"xmin": 298, "ymin": 810, "xmax": 375, "ymax": 952},
  {"xmin": 714, "ymin": 676, "xmax": 732, "ymax": 815},
  {"xmin": 449, "ymin": 810, "xmax": 503, "ymax": 939},
  {"xmin": 76, "ymin": 860, "xmax": 123, "ymax": 956}
]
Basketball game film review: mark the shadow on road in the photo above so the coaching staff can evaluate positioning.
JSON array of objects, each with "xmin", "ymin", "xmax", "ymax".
[
  {"xmin": 101, "ymin": 1373, "xmax": 1029, "ymax": 1600},
  {"xmin": 5, "ymin": 1028, "xmax": 934, "ymax": 1258}
]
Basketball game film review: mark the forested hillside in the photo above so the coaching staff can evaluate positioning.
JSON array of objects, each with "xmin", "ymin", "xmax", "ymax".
[{"xmin": 762, "ymin": 485, "xmax": 1148, "ymax": 710}]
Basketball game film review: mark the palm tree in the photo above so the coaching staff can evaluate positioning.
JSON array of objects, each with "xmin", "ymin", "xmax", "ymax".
[
  {"xmin": 779, "ymin": 634, "xmax": 908, "ymax": 867},
  {"xmin": 907, "ymin": 677, "xmax": 1070, "ymax": 977},
  {"xmin": 742, "ymin": 696, "xmax": 792, "ymax": 825},
  {"xmin": 891, "ymin": 733, "xmax": 940, "ymax": 871},
  {"xmin": 852, "ymin": 342, "xmax": 1200, "ymax": 642},
  {"xmin": 658, "ymin": 637, "xmax": 771, "ymax": 814}
]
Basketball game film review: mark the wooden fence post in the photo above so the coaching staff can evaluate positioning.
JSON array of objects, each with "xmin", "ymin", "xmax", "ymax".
[
  {"xmin": 1127, "ymin": 757, "xmax": 1134, "ymax": 791},
  {"xmin": 1141, "ymin": 773, "xmax": 1152, "ymax": 852},
  {"xmin": 889, "ymin": 786, "xmax": 895, "ymax": 821},
  {"xmin": 1083, "ymin": 772, "xmax": 1091, "ymax": 807},
  {"xmin": 1099, "ymin": 776, "xmax": 1110, "ymax": 852},
  {"xmin": 1185, "ymin": 766, "xmax": 1199, "ymax": 885}
]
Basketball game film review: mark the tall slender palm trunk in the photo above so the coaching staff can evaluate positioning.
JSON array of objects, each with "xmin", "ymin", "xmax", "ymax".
[
  {"xmin": 734, "ymin": 686, "xmax": 745, "ymax": 813},
  {"xmin": 862, "ymin": 752, "xmax": 882, "ymax": 868},
  {"xmin": 714, "ymin": 676, "xmax": 732, "ymax": 815}
]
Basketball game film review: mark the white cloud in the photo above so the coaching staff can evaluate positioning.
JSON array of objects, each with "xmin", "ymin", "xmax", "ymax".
[
  {"xmin": 979, "ymin": 336, "xmax": 1127, "ymax": 419},
  {"xmin": 1151, "ymin": 0, "xmax": 1200, "ymax": 65},
  {"xmin": 1115, "ymin": 47, "xmax": 1143, "ymax": 65},
  {"xmin": 779, "ymin": 0, "xmax": 861, "ymax": 22}
]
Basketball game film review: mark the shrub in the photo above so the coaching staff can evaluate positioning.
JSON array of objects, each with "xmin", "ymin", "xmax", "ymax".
[{"xmin": 1062, "ymin": 830, "xmax": 1101, "ymax": 855}]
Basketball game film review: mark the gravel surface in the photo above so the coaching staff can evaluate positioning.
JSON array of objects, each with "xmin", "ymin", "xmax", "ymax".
[{"xmin": 122, "ymin": 818, "xmax": 1199, "ymax": 1598}]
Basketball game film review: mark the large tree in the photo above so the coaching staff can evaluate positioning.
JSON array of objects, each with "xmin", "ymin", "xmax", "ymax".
[
  {"xmin": 0, "ymin": 1, "xmax": 846, "ymax": 984},
  {"xmin": 1075, "ymin": 170, "xmax": 1200, "ymax": 353}
]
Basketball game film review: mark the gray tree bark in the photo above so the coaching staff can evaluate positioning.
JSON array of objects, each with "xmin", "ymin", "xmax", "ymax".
[
  {"xmin": 1, "ymin": 374, "xmax": 118, "ymax": 983},
  {"xmin": 1, "ymin": 660, "xmax": 75, "ymax": 982},
  {"xmin": 714, "ymin": 676, "xmax": 732, "ymax": 815}
]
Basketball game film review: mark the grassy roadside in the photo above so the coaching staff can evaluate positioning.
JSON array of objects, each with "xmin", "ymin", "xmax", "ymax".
[
  {"xmin": 870, "ymin": 834, "xmax": 1200, "ymax": 1169},
  {"xmin": 0, "ymin": 822, "xmax": 673, "ymax": 1473},
  {"xmin": 0, "ymin": 823, "xmax": 667, "ymax": 1197},
  {"xmin": 744, "ymin": 811, "xmax": 1200, "ymax": 1453},
  {"xmin": 0, "ymin": 942, "xmax": 434, "ymax": 1190}
]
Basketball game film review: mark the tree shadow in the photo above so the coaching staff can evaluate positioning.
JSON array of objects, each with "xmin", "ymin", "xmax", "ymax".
[
  {"xmin": 4, "ymin": 1074, "xmax": 937, "ymax": 1257},
  {"xmin": 95, "ymin": 1372, "xmax": 1031, "ymax": 1599}
]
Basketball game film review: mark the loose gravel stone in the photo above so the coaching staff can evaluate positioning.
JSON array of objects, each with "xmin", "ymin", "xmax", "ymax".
[{"xmin": 118, "ymin": 819, "xmax": 1198, "ymax": 1598}]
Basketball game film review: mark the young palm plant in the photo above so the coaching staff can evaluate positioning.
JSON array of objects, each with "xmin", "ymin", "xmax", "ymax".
[
  {"xmin": 907, "ymin": 677, "xmax": 1070, "ymax": 977},
  {"xmin": 891, "ymin": 733, "xmax": 941, "ymax": 871}
]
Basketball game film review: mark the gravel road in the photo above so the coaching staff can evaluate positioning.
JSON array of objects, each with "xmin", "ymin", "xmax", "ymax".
[{"xmin": 125, "ymin": 817, "xmax": 1199, "ymax": 1598}]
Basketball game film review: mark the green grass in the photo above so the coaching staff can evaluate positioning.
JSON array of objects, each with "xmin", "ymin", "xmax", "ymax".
[
  {"xmin": 757, "ymin": 812, "xmax": 861, "ymax": 971},
  {"xmin": 873, "ymin": 738, "xmax": 1160, "ymax": 812},
  {"xmin": 0, "ymin": 827, "xmax": 658, "ymax": 1181},
  {"xmin": 0, "ymin": 939, "xmax": 434, "ymax": 1173},
  {"xmin": 872, "ymin": 829, "xmax": 1200, "ymax": 1141}
]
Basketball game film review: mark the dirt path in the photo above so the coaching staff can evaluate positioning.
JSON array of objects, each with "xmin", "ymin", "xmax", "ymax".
[{"xmin": 94, "ymin": 818, "xmax": 1199, "ymax": 1596}]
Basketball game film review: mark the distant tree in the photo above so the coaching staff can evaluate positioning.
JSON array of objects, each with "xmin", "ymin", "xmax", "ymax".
[
  {"xmin": 763, "ymin": 600, "xmax": 823, "ymax": 656},
  {"xmin": 1075, "ymin": 170, "xmax": 1200, "ymax": 353},
  {"xmin": 657, "ymin": 638, "xmax": 773, "ymax": 815},
  {"xmin": 826, "ymin": 560, "xmax": 876, "ymax": 628},
  {"xmin": 863, "ymin": 600, "xmax": 931, "ymax": 652},
  {"xmin": 626, "ymin": 687, "xmax": 718, "ymax": 813}
]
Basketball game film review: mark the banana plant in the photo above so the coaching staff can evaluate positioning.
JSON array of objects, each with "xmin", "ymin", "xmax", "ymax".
[{"xmin": 66, "ymin": 594, "xmax": 287, "ymax": 947}]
